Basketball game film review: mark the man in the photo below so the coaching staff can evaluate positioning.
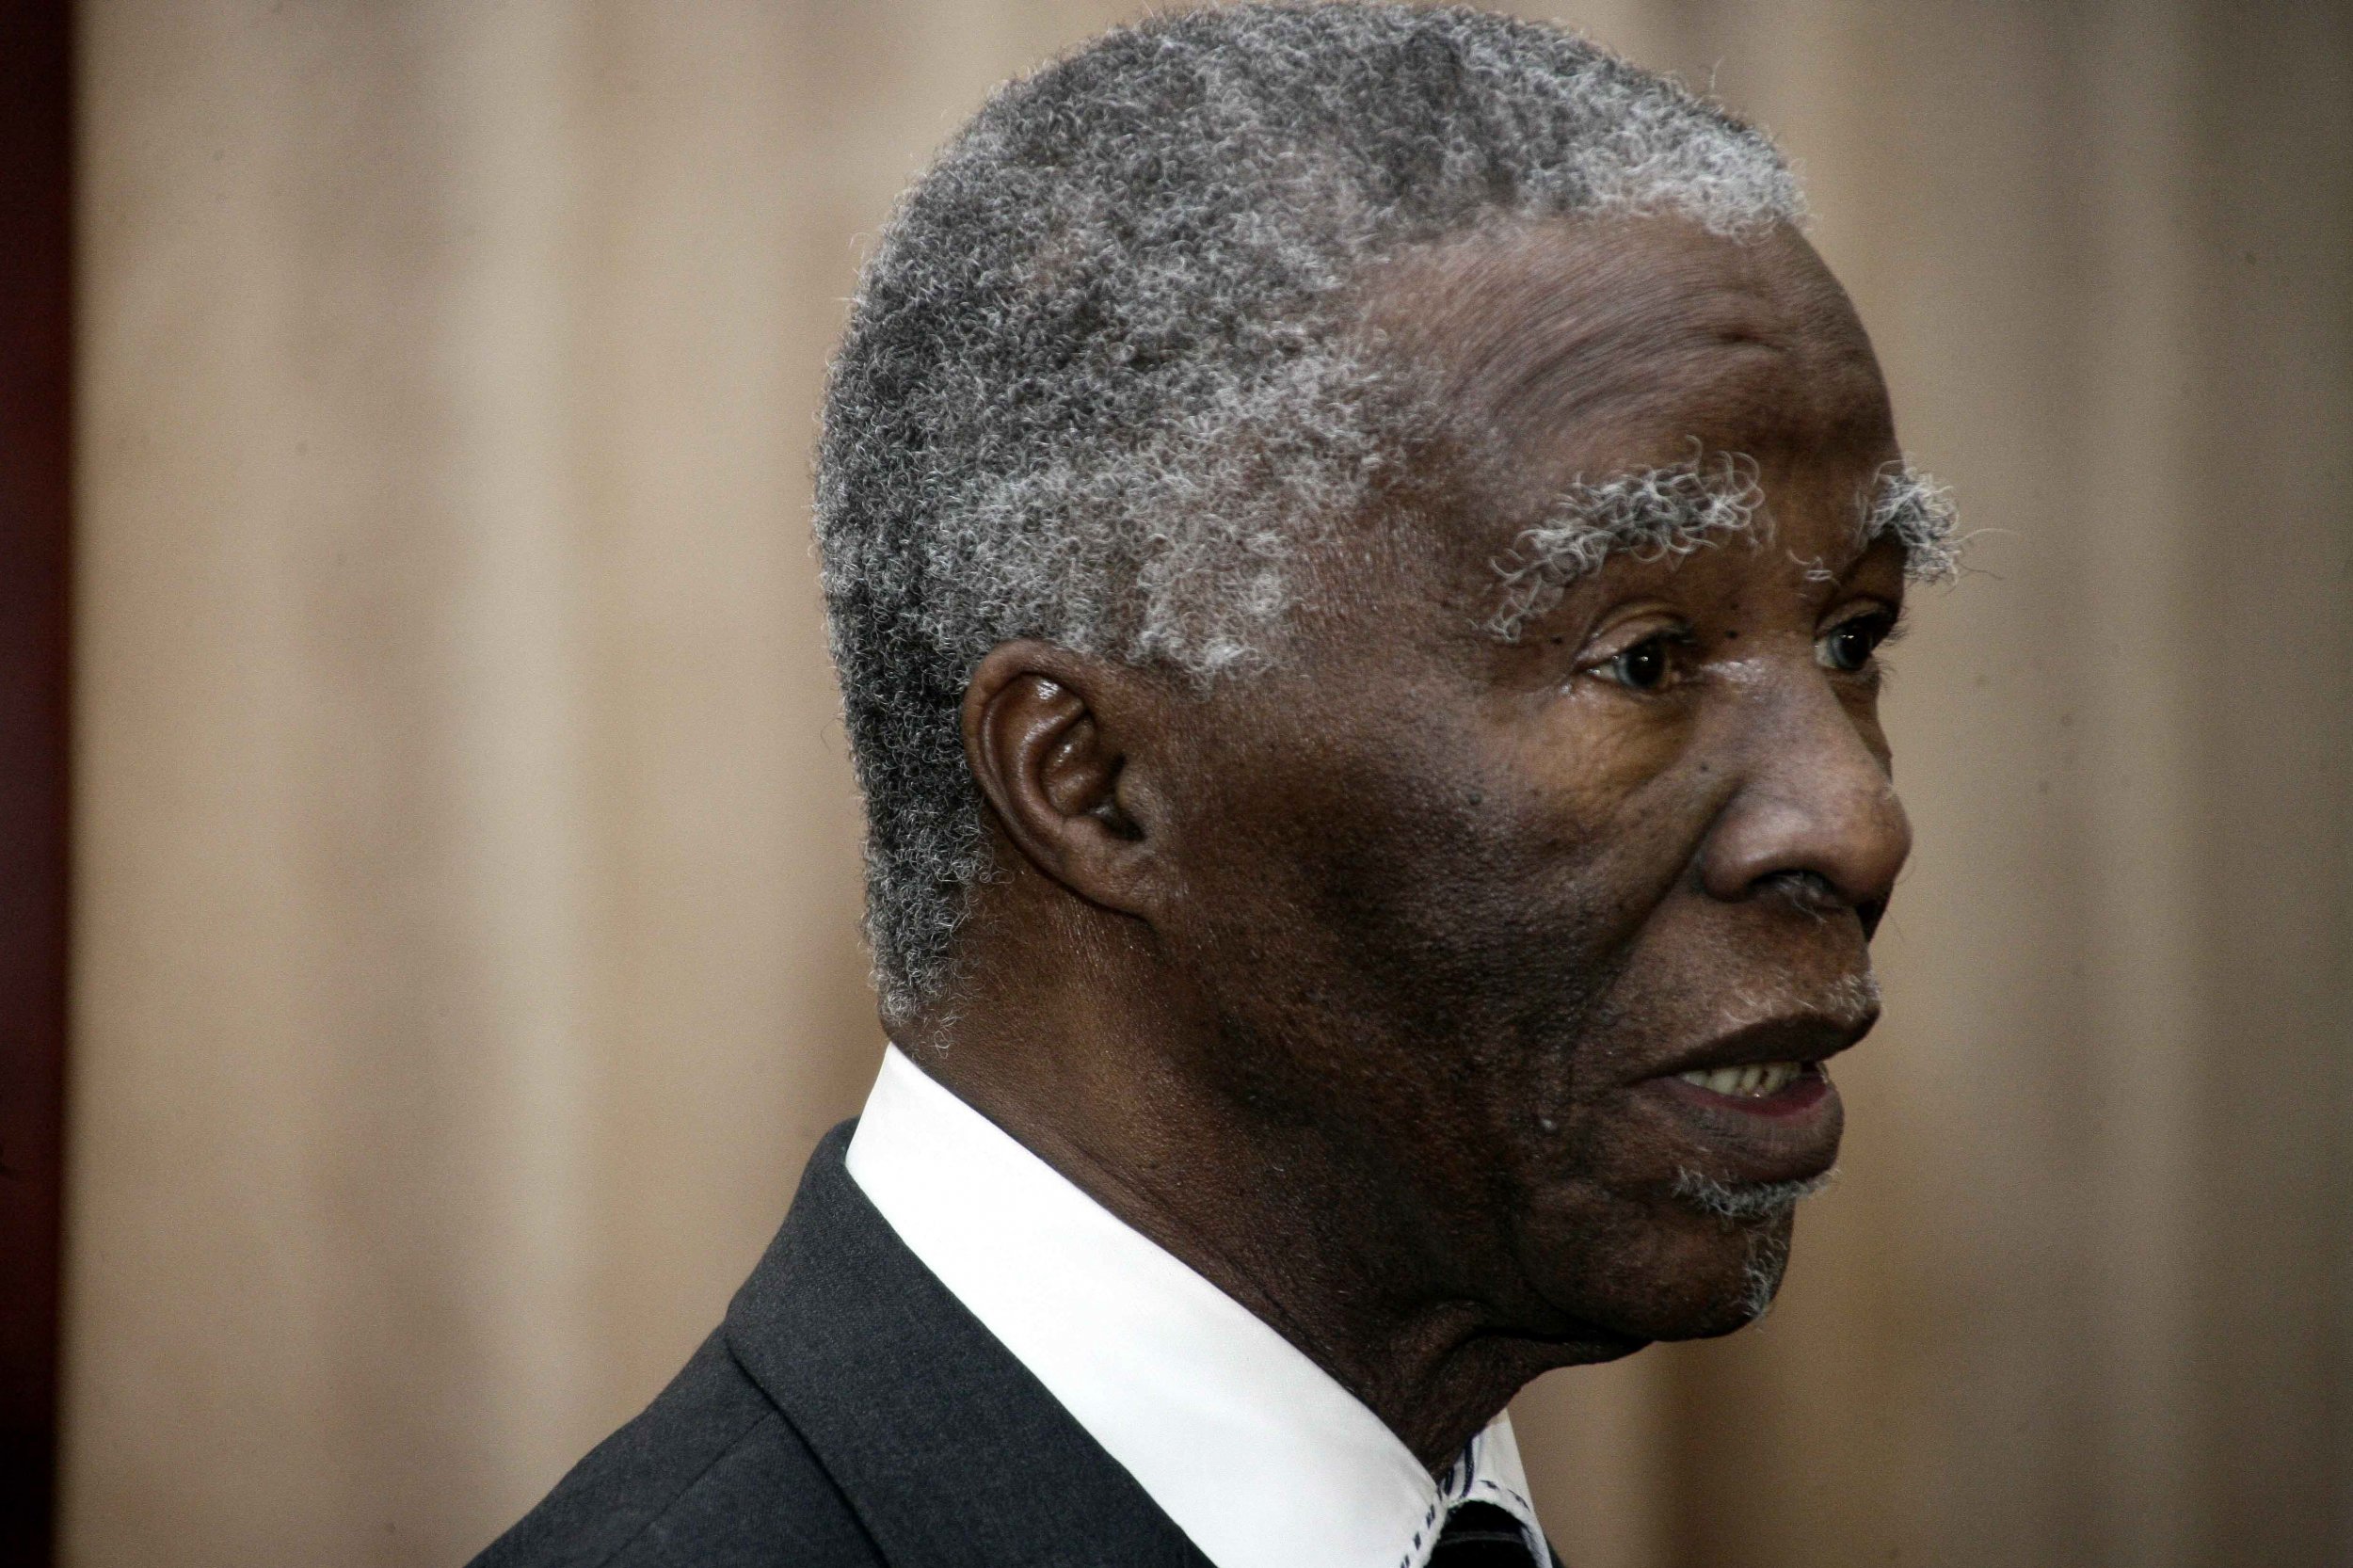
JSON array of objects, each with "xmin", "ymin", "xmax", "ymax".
[{"xmin": 475, "ymin": 5, "xmax": 1956, "ymax": 1565}]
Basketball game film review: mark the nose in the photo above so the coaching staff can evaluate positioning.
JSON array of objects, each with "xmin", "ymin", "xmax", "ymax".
[{"xmin": 1698, "ymin": 683, "xmax": 1913, "ymax": 928}]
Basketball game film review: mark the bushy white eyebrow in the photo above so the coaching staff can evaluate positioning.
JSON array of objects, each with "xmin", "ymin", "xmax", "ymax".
[
  {"xmin": 1486, "ymin": 451, "xmax": 1962, "ymax": 640},
  {"xmin": 1863, "ymin": 461, "xmax": 1961, "ymax": 584},
  {"xmin": 1487, "ymin": 449, "xmax": 1766, "ymax": 640}
]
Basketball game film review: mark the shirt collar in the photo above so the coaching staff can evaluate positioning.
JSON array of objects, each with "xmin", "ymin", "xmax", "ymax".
[{"xmin": 845, "ymin": 1044, "xmax": 1547, "ymax": 1568}]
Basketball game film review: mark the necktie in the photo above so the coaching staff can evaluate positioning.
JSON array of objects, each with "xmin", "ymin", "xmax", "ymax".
[{"xmin": 1429, "ymin": 1500, "xmax": 1542, "ymax": 1566}]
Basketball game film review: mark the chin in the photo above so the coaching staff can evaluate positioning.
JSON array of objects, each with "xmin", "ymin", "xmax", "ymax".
[
  {"xmin": 1521, "ymin": 1201, "xmax": 1800, "ymax": 1344},
  {"xmin": 1653, "ymin": 1211, "xmax": 1797, "ymax": 1339}
]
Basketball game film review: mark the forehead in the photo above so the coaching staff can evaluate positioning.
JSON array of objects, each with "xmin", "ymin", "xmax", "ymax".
[{"xmin": 1366, "ymin": 216, "xmax": 1897, "ymax": 505}]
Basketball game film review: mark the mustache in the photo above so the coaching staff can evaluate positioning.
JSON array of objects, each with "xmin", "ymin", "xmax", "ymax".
[{"xmin": 1714, "ymin": 970, "xmax": 1881, "ymax": 1037}]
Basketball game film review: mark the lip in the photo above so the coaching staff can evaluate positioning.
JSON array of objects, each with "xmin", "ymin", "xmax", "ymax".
[
  {"xmin": 1647, "ymin": 1008, "xmax": 1875, "ymax": 1081},
  {"xmin": 1624, "ymin": 1003, "xmax": 1876, "ymax": 1186},
  {"xmin": 1628, "ymin": 1068, "xmax": 1844, "ymax": 1186}
]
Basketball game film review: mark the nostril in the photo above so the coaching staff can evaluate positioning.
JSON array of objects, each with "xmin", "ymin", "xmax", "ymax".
[{"xmin": 1759, "ymin": 869, "xmax": 1843, "ymax": 917}]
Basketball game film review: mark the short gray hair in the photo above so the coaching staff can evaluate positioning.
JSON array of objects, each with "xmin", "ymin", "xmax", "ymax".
[{"xmin": 816, "ymin": 2, "xmax": 1807, "ymax": 1018}]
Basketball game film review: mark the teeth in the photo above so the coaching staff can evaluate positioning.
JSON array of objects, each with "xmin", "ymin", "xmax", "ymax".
[{"xmin": 1676, "ymin": 1061, "xmax": 1804, "ymax": 1097}]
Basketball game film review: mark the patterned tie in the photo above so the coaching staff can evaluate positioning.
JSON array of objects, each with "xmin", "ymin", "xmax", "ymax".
[{"xmin": 1429, "ymin": 1500, "xmax": 1543, "ymax": 1566}]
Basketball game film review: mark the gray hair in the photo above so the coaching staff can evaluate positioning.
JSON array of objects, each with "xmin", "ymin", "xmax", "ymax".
[
  {"xmin": 1490, "ymin": 454, "xmax": 1961, "ymax": 639},
  {"xmin": 1672, "ymin": 1164, "xmax": 1839, "ymax": 1224},
  {"xmin": 817, "ymin": 2, "xmax": 1820, "ymax": 1019},
  {"xmin": 1671, "ymin": 1165, "xmax": 1838, "ymax": 1321}
]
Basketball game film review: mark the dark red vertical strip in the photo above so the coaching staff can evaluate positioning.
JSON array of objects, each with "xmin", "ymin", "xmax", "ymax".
[{"xmin": 0, "ymin": 0, "xmax": 72, "ymax": 1563}]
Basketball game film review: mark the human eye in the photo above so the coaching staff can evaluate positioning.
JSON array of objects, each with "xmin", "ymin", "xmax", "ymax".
[
  {"xmin": 1816, "ymin": 606, "xmax": 1903, "ymax": 674},
  {"xmin": 1584, "ymin": 624, "xmax": 1694, "ymax": 692}
]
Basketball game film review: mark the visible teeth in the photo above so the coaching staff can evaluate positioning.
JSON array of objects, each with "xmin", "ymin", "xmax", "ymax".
[{"xmin": 1677, "ymin": 1061, "xmax": 1804, "ymax": 1097}]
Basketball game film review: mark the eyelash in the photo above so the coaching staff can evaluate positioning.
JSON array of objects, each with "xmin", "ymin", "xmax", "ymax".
[
  {"xmin": 1585, "ymin": 606, "xmax": 1908, "ymax": 691},
  {"xmin": 1589, "ymin": 628, "xmax": 1696, "ymax": 692},
  {"xmin": 1819, "ymin": 607, "xmax": 1906, "ymax": 673},
  {"xmin": 1862, "ymin": 606, "xmax": 1911, "ymax": 648}
]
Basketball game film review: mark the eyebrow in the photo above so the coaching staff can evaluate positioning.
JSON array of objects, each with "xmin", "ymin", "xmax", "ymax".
[
  {"xmin": 1859, "ymin": 461, "xmax": 1961, "ymax": 584},
  {"xmin": 1484, "ymin": 452, "xmax": 1960, "ymax": 641}
]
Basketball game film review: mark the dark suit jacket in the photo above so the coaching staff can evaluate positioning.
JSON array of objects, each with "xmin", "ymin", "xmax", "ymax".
[
  {"xmin": 470, "ymin": 1121, "xmax": 1215, "ymax": 1567},
  {"xmin": 472, "ymin": 1120, "xmax": 1564, "ymax": 1568}
]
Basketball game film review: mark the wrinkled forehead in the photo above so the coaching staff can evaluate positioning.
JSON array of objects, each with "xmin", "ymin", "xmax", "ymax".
[{"xmin": 1364, "ymin": 214, "xmax": 1897, "ymax": 504}]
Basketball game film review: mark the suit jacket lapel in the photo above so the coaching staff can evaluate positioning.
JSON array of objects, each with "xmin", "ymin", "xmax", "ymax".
[{"xmin": 726, "ymin": 1122, "xmax": 1217, "ymax": 1568}]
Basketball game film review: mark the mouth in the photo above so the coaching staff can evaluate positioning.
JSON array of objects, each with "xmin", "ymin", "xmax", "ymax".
[
  {"xmin": 1672, "ymin": 1059, "xmax": 1817, "ymax": 1102},
  {"xmin": 1626, "ymin": 1000, "xmax": 1876, "ymax": 1187}
]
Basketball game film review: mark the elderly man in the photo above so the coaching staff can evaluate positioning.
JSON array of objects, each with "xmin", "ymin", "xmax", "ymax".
[{"xmin": 476, "ymin": 5, "xmax": 1955, "ymax": 1566}]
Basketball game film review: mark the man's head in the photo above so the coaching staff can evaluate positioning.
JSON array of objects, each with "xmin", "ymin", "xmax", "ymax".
[
  {"xmin": 818, "ymin": 2, "xmax": 1820, "ymax": 1013},
  {"xmin": 816, "ymin": 2, "xmax": 1954, "ymax": 1410}
]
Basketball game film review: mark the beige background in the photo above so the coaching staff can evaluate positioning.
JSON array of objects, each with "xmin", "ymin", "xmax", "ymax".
[{"xmin": 62, "ymin": 2, "xmax": 2351, "ymax": 1564}]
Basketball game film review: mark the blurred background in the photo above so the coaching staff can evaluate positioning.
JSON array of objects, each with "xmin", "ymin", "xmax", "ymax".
[{"xmin": 45, "ymin": 1, "xmax": 2349, "ymax": 1564}]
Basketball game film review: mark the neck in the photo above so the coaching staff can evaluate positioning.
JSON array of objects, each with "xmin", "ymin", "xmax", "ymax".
[{"xmin": 897, "ymin": 897, "xmax": 1629, "ymax": 1471}]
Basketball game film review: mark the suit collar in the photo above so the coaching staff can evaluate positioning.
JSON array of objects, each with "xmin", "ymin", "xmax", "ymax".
[
  {"xmin": 844, "ymin": 1044, "xmax": 1555, "ymax": 1568},
  {"xmin": 725, "ymin": 1122, "xmax": 1215, "ymax": 1568}
]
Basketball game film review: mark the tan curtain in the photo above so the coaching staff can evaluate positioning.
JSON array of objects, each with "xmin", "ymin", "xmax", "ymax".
[{"xmin": 65, "ymin": 3, "xmax": 2350, "ymax": 1564}]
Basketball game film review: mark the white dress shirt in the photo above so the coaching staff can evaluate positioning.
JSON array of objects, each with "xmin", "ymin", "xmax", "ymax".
[{"xmin": 845, "ymin": 1044, "xmax": 1549, "ymax": 1568}]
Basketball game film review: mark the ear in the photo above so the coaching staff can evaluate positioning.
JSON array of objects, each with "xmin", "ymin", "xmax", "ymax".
[{"xmin": 961, "ymin": 640, "xmax": 1167, "ymax": 918}]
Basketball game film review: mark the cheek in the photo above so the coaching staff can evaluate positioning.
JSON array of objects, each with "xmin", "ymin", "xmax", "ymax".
[
  {"xmin": 1507, "ymin": 685, "xmax": 1693, "ymax": 802},
  {"xmin": 1840, "ymin": 688, "xmax": 1893, "ymax": 764},
  {"xmin": 1154, "ymin": 718, "xmax": 1599, "ymax": 1124},
  {"xmin": 1170, "ymin": 711, "xmax": 1690, "ymax": 1118},
  {"xmin": 1294, "ymin": 743, "xmax": 1620, "ymax": 1041}
]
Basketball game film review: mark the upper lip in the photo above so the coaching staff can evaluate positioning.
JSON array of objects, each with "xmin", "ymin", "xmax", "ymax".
[{"xmin": 1643, "ymin": 997, "xmax": 1880, "ymax": 1081}]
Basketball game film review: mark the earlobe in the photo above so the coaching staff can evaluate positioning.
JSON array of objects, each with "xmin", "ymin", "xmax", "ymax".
[{"xmin": 963, "ymin": 641, "xmax": 1160, "ymax": 916}]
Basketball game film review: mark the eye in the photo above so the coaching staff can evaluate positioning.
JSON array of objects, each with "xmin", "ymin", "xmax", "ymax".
[
  {"xmin": 1601, "ymin": 632, "xmax": 1680, "ymax": 691},
  {"xmin": 1817, "ymin": 611, "xmax": 1897, "ymax": 673}
]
